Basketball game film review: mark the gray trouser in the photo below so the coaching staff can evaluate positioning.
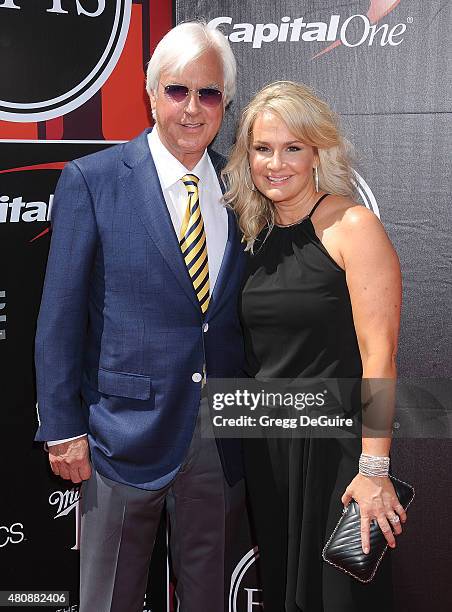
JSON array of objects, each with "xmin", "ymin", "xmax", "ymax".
[{"xmin": 79, "ymin": 398, "xmax": 243, "ymax": 612}]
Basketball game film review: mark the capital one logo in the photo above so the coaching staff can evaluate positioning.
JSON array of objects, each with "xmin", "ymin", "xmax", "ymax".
[
  {"xmin": 49, "ymin": 486, "xmax": 81, "ymax": 550},
  {"xmin": 0, "ymin": 0, "xmax": 132, "ymax": 121},
  {"xmin": 209, "ymin": 1, "xmax": 406, "ymax": 54},
  {"xmin": 0, "ymin": 194, "xmax": 54, "ymax": 224},
  {"xmin": 0, "ymin": 161, "xmax": 67, "ymax": 242},
  {"xmin": 0, "ymin": 522, "xmax": 25, "ymax": 548}
]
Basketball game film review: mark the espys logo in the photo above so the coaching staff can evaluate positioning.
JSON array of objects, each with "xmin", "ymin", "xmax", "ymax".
[
  {"xmin": 49, "ymin": 486, "xmax": 81, "ymax": 550},
  {"xmin": 0, "ymin": 0, "xmax": 132, "ymax": 121},
  {"xmin": 209, "ymin": 1, "xmax": 406, "ymax": 54},
  {"xmin": 353, "ymin": 170, "xmax": 380, "ymax": 218},
  {"xmin": 229, "ymin": 548, "xmax": 262, "ymax": 611},
  {"xmin": 0, "ymin": 522, "xmax": 25, "ymax": 548}
]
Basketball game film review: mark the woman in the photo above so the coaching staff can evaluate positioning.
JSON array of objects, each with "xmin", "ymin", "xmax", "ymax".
[{"xmin": 223, "ymin": 82, "xmax": 406, "ymax": 611}]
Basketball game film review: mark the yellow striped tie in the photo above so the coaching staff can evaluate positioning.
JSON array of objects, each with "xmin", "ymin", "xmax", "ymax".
[{"xmin": 180, "ymin": 174, "xmax": 210, "ymax": 314}]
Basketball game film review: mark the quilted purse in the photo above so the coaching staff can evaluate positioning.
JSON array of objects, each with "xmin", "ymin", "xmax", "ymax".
[{"xmin": 322, "ymin": 475, "xmax": 415, "ymax": 583}]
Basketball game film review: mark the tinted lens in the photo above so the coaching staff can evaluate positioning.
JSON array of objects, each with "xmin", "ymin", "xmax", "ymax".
[
  {"xmin": 164, "ymin": 85, "xmax": 189, "ymax": 102},
  {"xmin": 163, "ymin": 85, "xmax": 223, "ymax": 107},
  {"xmin": 198, "ymin": 88, "xmax": 223, "ymax": 107}
]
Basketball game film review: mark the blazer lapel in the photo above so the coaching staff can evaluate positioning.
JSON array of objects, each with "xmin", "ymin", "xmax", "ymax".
[{"xmin": 119, "ymin": 129, "xmax": 200, "ymax": 311}]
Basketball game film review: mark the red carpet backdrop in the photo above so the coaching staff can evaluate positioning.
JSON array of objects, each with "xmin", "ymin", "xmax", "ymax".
[{"xmin": 1, "ymin": 1, "xmax": 451, "ymax": 611}]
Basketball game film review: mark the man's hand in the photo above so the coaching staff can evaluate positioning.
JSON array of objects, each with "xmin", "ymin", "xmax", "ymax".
[{"xmin": 48, "ymin": 436, "xmax": 92, "ymax": 483}]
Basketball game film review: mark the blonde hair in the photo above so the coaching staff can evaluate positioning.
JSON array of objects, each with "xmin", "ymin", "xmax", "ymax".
[{"xmin": 222, "ymin": 81, "xmax": 356, "ymax": 250}]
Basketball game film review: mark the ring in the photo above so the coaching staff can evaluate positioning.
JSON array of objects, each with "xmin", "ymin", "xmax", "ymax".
[{"xmin": 388, "ymin": 514, "xmax": 400, "ymax": 525}]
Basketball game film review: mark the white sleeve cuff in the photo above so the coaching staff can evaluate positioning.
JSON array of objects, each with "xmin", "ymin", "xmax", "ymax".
[{"xmin": 46, "ymin": 434, "xmax": 87, "ymax": 448}]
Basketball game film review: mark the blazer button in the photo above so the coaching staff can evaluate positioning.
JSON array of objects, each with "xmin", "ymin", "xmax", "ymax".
[
  {"xmin": 203, "ymin": 323, "xmax": 209, "ymax": 333},
  {"xmin": 192, "ymin": 372, "xmax": 202, "ymax": 383}
]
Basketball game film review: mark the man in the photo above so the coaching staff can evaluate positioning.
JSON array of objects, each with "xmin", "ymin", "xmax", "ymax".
[{"xmin": 34, "ymin": 21, "xmax": 244, "ymax": 612}]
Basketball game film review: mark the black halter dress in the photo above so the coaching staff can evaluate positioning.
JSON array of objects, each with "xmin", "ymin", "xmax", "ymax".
[{"xmin": 240, "ymin": 194, "xmax": 393, "ymax": 611}]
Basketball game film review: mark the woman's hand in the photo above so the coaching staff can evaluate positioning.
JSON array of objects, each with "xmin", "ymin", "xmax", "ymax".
[{"xmin": 341, "ymin": 473, "xmax": 407, "ymax": 554}]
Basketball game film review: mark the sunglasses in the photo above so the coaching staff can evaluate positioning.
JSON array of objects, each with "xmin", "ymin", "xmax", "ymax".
[{"xmin": 162, "ymin": 84, "xmax": 223, "ymax": 108}]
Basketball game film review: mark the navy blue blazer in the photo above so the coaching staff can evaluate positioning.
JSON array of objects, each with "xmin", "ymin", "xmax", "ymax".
[{"xmin": 35, "ymin": 128, "xmax": 245, "ymax": 489}]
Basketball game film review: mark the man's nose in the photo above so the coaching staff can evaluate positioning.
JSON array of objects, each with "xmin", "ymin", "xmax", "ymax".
[{"xmin": 185, "ymin": 90, "xmax": 202, "ymax": 115}]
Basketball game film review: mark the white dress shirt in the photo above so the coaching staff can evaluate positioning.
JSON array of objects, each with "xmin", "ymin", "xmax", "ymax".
[
  {"xmin": 148, "ymin": 128, "xmax": 227, "ymax": 290},
  {"xmin": 47, "ymin": 128, "xmax": 228, "ymax": 446}
]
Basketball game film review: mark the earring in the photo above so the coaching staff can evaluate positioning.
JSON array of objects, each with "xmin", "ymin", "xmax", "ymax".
[
  {"xmin": 151, "ymin": 108, "xmax": 157, "ymax": 122},
  {"xmin": 314, "ymin": 166, "xmax": 319, "ymax": 192},
  {"xmin": 245, "ymin": 168, "xmax": 256, "ymax": 192}
]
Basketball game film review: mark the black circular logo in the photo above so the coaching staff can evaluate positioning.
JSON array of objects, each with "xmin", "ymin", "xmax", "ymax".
[{"xmin": 0, "ymin": 0, "xmax": 132, "ymax": 121}]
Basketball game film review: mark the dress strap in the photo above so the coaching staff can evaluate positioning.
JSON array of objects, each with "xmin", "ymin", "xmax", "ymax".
[{"xmin": 308, "ymin": 193, "xmax": 330, "ymax": 218}]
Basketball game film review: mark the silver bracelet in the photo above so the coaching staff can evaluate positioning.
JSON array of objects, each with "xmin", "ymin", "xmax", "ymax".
[{"xmin": 359, "ymin": 453, "xmax": 390, "ymax": 477}]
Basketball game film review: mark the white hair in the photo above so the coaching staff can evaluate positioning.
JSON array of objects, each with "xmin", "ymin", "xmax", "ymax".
[{"xmin": 146, "ymin": 20, "xmax": 237, "ymax": 106}]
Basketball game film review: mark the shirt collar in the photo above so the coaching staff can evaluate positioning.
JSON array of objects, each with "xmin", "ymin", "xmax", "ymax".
[{"xmin": 148, "ymin": 127, "xmax": 210, "ymax": 190}]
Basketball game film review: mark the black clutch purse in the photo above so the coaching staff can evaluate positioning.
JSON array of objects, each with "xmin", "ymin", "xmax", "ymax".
[{"xmin": 322, "ymin": 475, "xmax": 415, "ymax": 583}]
